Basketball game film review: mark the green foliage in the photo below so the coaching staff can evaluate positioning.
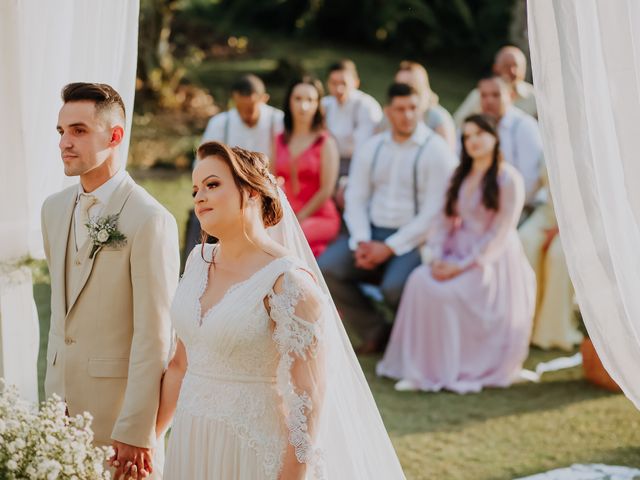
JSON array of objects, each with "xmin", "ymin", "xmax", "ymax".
[
  {"xmin": 313, "ymin": 0, "xmax": 516, "ymax": 67},
  {"xmin": 174, "ymin": 0, "xmax": 517, "ymax": 69}
]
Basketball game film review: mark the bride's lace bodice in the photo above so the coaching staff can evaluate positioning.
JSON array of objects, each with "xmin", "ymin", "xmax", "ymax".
[{"xmin": 170, "ymin": 244, "xmax": 325, "ymax": 479}]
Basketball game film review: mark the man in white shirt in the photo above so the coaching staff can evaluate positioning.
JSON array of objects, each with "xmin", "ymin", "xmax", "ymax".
[
  {"xmin": 453, "ymin": 46, "xmax": 537, "ymax": 128},
  {"xmin": 319, "ymin": 83, "xmax": 457, "ymax": 354},
  {"xmin": 322, "ymin": 59, "xmax": 383, "ymax": 177},
  {"xmin": 201, "ymin": 74, "xmax": 284, "ymax": 155},
  {"xmin": 186, "ymin": 74, "xmax": 285, "ymax": 254},
  {"xmin": 479, "ymin": 75, "xmax": 543, "ymax": 206}
]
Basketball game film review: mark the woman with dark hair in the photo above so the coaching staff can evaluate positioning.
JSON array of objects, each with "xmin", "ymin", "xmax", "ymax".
[
  {"xmin": 377, "ymin": 114, "xmax": 536, "ymax": 394},
  {"xmin": 272, "ymin": 76, "xmax": 341, "ymax": 257}
]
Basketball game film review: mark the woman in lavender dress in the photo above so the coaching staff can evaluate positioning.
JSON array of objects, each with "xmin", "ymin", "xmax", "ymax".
[{"xmin": 377, "ymin": 114, "xmax": 536, "ymax": 394}]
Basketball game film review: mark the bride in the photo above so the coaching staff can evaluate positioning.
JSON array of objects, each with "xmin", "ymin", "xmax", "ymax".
[{"xmin": 155, "ymin": 141, "xmax": 405, "ymax": 479}]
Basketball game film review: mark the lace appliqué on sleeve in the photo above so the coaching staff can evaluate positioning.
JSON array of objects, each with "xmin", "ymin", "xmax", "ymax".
[{"xmin": 268, "ymin": 269, "xmax": 326, "ymax": 480}]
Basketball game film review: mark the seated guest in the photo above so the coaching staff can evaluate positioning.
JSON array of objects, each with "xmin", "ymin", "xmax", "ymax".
[
  {"xmin": 393, "ymin": 60, "xmax": 456, "ymax": 151},
  {"xmin": 322, "ymin": 59, "xmax": 383, "ymax": 177},
  {"xmin": 479, "ymin": 75, "xmax": 544, "ymax": 209},
  {"xmin": 519, "ymin": 166, "xmax": 582, "ymax": 351},
  {"xmin": 272, "ymin": 76, "xmax": 340, "ymax": 257},
  {"xmin": 201, "ymin": 73, "xmax": 284, "ymax": 153},
  {"xmin": 377, "ymin": 114, "xmax": 536, "ymax": 393},
  {"xmin": 453, "ymin": 45, "xmax": 537, "ymax": 128},
  {"xmin": 185, "ymin": 74, "xmax": 284, "ymax": 255},
  {"xmin": 319, "ymin": 83, "xmax": 457, "ymax": 354}
]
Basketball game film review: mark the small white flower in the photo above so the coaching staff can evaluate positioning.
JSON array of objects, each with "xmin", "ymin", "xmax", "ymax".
[
  {"xmin": 7, "ymin": 459, "xmax": 18, "ymax": 470},
  {"xmin": 97, "ymin": 229, "xmax": 110, "ymax": 243}
]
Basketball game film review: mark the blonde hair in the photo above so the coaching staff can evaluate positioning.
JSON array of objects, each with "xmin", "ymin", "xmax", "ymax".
[{"xmin": 397, "ymin": 60, "xmax": 440, "ymax": 108}]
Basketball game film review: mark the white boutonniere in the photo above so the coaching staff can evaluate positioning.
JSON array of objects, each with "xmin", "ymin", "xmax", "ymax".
[{"xmin": 85, "ymin": 214, "xmax": 127, "ymax": 259}]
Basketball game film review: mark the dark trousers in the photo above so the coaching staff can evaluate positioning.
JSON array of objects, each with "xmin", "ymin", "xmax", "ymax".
[
  {"xmin": 339, "ymin": 156, "xmax": 352, "ymax": 177},
  {"xmin": 318, "ymin": 226, "xmax": 421, "ymax": 345}
]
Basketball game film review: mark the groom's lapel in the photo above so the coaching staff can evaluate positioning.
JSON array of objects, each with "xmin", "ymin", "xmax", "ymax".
[
  {"xmin": 53, "ymin": 188, "xmax": 77, "ymax": 317},
  {"xmin": 65, "ymin": 174, "xmax": 136, "ymax": 318}
]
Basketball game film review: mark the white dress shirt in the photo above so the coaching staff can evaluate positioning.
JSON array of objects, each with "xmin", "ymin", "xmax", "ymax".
[
  {"xmin": 344, "ymin": 122, "xmax": 458, "ymax": 255},
  {"xmin": 201, "ymin": 104, "xmax": 284, "ymax": 156},
  {"xmin": 321, "ymin": 89, "xmax": 383, "ymax": 159},
  {"xmin": 453, "ymin": 80, "xmax": 538, "ymax": 128},
  {"xmin": 498, "ymin": 106, "xmax": 543, "ymax": 203},
  {"xmin": 74, "ymin": 169, "xmax": 127, "ymax": 248}
]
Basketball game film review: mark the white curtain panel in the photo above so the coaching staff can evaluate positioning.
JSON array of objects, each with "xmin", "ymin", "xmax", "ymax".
[
  {"xmin": 0, "ymin": 0, "xmax": 139, "ymax": 261},
  {"xmin": 528, "ymin": 0, "xmax": 640, "ymax": 408}
]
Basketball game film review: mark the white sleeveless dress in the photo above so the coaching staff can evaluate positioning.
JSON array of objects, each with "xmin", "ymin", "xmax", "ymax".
[{"xmin": 164, "ymin": 244, "xmax": 323, "ymax": 479}]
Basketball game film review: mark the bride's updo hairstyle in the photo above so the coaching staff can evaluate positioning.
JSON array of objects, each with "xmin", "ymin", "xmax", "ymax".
[{"xmin": 196, "ymin": 141, "xmax": 283, "ymax": 228}]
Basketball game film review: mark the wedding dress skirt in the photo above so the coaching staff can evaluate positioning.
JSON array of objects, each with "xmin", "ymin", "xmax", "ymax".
[
  {"xmin": 165, "ymin": 374, "xmax": 285, "ymax": 479},
  {"xmin": 164, "ymin": 223, "xmax": 407, "ymax": 479}
]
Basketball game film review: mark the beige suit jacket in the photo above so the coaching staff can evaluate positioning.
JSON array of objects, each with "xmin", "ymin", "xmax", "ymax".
[{"xmin": 41, "ymin": 173, "xmax": 179, "ymax": 448}]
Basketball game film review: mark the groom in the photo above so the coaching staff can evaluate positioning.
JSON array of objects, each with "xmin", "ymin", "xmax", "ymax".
[{"xmin": 41, "ymin": 83, "xmax": 179, "ymax": 479}]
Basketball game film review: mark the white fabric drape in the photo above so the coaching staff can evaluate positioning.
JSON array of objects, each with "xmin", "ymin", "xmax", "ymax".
[
  {"xmin": 0, "ymin": 269, "xmax": 39, "ymax": 403},
  {"xmin": 528, "ymin": 0, "xmax": 640, "ymax": 408},
  {"xmin": 0, "ymin": 0, "xmax": 139, "ymax": 402},
  {"xmin": 1, "ymin": 0, "xmax": 139, "ymax": 260}
]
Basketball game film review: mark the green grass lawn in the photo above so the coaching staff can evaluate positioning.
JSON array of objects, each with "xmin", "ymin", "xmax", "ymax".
[{"xmin": 31, "ymin": 171, "xmax": 640, "ymax": 480}]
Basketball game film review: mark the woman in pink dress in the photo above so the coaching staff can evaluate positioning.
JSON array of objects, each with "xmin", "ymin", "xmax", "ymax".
[
  {"xmin": 377, "ymin": 114, "xmax": 536, "ymax": 393},
  {"xmin": 272, "ymin": 76, "xmax": 340, "ymax": 257}
]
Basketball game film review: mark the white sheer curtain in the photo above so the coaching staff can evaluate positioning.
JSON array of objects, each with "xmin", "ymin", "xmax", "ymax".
[
  {"xmin": 528, "ymin": 0, "xmax": 640, "ymax": 409},
  {"xmin": 0, "ymin": 0, "xmax": 139, "ymax": 402}
]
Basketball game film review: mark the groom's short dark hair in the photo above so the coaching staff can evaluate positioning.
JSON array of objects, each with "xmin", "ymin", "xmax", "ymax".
[{"xmin": 61, "ymin": 82, "xmax": 126, "ymax": 122}]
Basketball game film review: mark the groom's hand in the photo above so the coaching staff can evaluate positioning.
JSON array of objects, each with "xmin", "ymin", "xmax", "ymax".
[{"xmin": 110, "ymin": 440, "xmax": 153, "ymax": 479}]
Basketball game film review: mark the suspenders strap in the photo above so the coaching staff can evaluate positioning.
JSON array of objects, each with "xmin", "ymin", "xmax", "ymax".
[
  {"xmin": 369, "ymin": 138, "xmax": 386, "ymax": 178},
  {"xmin": 412, "ymin": 133, "xmax": 433, "ymax": 215},
  {"xmin": 369, "ymin": 132, "xmax": 434, "ymax": 217},
  {"xmin": 510, "ymin": 115, "xmax": 523, "ymax": 171},
  {"xmin": 223, "ymin": 112, "xmax": 230, "ymax": 144}
]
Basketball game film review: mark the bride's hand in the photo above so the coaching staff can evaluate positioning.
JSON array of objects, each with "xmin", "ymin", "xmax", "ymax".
[{"xmin": 431, "ymin": 260, "xmax": 462, "ymax": 281}]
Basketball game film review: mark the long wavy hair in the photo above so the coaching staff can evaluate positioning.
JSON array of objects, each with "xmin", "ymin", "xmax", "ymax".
[
  {"xmin": 282, "ymin": 75, "xmax": 325, "ymax": 143},
  {"xmin": 445, "ymin": 114, "xmax": 502, "ymax": 217}
]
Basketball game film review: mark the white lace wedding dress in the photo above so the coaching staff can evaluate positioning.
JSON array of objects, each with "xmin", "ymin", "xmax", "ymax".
[{"xmin": 164, "ymin": 244, "xmax": 324, "ymax": 479}]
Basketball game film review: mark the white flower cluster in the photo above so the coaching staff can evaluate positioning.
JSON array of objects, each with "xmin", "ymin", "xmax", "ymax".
[
  {"xmin": 0, "ymin": 380, "xmax": 113, "ymax": 479},
  {"xmin": 86, "ymin": 215, "xmax": 120, "ymax": 246}
]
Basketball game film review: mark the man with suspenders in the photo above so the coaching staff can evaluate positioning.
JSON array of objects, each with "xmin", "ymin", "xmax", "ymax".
[
  {"xmin": 184, "ymin": 74, "xmax": 284, "ymax": 255},
  {"xmin": 319, "ymin": 83, "xmax": 457, "ymax": 354}
]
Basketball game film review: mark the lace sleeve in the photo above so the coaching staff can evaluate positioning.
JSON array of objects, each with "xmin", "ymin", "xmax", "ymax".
[{"xmin": 268, "ymin": 268, "xmax": 327, "ymax": 480}]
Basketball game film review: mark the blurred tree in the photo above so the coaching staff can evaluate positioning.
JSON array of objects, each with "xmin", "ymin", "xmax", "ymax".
[
  {"xmin": 172, "ymin": 0, "xmax": 516, "ymax": 68},
  {"xmin": 311, "ymin": 0, "xmax": 515, "ymax": 67},
  {"xmin": 137, "ymin": 0, "xmax": 183, "ymax": 107},
  {"xmin": 138, "ymin": 0, "xmax": 200, "ymax": 109}
]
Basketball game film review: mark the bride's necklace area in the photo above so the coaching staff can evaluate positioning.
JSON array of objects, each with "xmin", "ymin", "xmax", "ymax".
[{"xmin": 197, "ymin": 248, "xmax": 283, "ymax": 326}]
